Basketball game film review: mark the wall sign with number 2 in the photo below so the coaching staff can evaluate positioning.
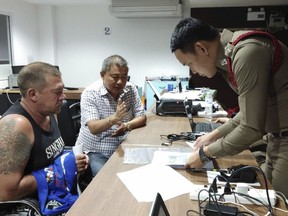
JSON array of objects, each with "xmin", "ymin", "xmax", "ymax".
[{"xmin": 104, "ymin": 27, "xmax": 111, "ymax": 35}]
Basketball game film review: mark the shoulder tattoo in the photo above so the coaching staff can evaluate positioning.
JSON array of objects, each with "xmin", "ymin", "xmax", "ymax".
[{"xmin": 0, "ymin": 119, "xmax": 32, "ymax": 174}]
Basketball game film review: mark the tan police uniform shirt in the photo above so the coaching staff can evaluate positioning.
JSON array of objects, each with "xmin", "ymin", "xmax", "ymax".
[{"xmin": 208, "ymin": 29, "xmax": 288, "ymax": 157}]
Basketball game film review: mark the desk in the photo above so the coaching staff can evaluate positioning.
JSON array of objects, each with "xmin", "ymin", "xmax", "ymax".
[
  {"xmin": 0, "ymin": 88, "xmax": 84, "ymax": 115},
  {"xmin": 66, "ymin": 114, "xmax": 286, "ymax": 216},
  {"xmin": 63, "ymin": 88, "xmax": 84, "ymax": 100},
  {"xmin": 0, "ymin": 88, "xmax": 84, "ymax": 100}
]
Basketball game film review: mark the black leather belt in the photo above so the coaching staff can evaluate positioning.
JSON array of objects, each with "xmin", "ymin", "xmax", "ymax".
[{"xmin": 271, "ymin": 131, "xmax": 288, "ymax": 138}]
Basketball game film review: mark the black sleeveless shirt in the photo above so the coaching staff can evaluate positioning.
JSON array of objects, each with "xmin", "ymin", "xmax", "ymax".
[{"xmin": 2, "ymin": 101, "xmax": 65, "ymax": 174}]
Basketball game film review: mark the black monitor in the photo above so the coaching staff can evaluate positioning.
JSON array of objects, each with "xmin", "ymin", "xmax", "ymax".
[
  {"xmin": 11, "ymin": 65, "xmax": 24, "ymax": 74},
  {"xmin": 11, "ymin": 65, "xmax": 60, "ymax": 74},
  {"xmin": 149, "ymin": 193, "xmax": 170, "ymax": 216}
]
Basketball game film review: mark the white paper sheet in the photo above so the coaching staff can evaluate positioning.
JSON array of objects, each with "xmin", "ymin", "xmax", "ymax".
[
  {"xmin": 117, "ymin": 164, "xmax": 194, "ymax": 202},
  {"xmin": 151, "ymin": 151, "xmax": 190, "ymax": 167},
  {"xmin": 123, "ymin": 147, "xmax": 192, "ymax": 165}
]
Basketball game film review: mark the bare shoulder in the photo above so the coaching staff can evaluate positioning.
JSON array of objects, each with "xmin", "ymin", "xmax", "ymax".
[{"xmin": 0, "ymin": 114, "xmax": 34, "ymax": 174}]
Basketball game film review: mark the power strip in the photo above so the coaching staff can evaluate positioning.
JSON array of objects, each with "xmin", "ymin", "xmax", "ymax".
[{"xmin": 190, "ymin": 184, "xmax": 276, "ymax": 206}]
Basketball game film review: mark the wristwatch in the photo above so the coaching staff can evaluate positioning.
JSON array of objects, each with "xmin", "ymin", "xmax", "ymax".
[
  {"xmin": 199, "ymin": 145, "xmax": 212, "ymax": 163},
  {"xmin": 124, "ymin": 122, "xmax": 132, "ymax": 131}
]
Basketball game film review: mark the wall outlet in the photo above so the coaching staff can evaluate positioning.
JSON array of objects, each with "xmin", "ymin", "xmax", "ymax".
[
  {"xmin": 247, "ymin": 11, "xmax": 265, "ymax": 21},
  {"xmin": 269, "ymin": 14, "xmax": 286, "ymax": 28}
]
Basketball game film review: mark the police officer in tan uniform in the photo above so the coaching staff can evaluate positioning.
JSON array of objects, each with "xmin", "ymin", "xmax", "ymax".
[{"xmin": 170, "ymin": 17, "xmax": 288, "ymax": 197}]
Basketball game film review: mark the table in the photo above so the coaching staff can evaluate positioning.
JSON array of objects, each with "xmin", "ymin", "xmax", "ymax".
[
  {"xmin": 0, "ymin": 88, "xmax": 84, "ymax": 100},
  {"xmin": 0, "ymin": 88, "xmax": 84, "ymax": 115},
  {"xmin": 66, "ymin": 114, "xmax": 286, "ymax": 216}
]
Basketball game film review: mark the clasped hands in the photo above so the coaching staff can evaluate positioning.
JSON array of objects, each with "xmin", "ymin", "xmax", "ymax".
[{"xmin": 110, "ymin": 100, "xmax": 130, "ymax": 137}]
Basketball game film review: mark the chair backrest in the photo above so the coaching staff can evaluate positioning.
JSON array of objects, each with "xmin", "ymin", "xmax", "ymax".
[{"xmin": 57, "ymin": 100, "xmax": 80, "ymax": 147}]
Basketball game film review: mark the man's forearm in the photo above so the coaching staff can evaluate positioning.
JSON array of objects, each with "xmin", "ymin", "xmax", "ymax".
[
  {"xmin": 87, "ymin": 117, "xmax": 116, "ymax": 135},
  {"xmin": 19, "ymin": 174, "xmax": 38, "ymax": 198},
  {"xmin": 126, "ymin": 115, "xmax": 147, "ymax": 130},
  {"xmin": 0, "ymin": 174, "xmax": 37, "ymax": 201}
]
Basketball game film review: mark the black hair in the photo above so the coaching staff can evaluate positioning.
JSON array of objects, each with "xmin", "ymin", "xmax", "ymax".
[{"xmin": 170, "ymin": 17, "xmax": 219, "ymax": 54}]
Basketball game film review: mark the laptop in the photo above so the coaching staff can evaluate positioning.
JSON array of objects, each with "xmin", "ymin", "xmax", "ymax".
[
  {"xmin": 183, "ymin": 97, "xmax": 221, "ymax": 133},
  {"xmin": 149, "ymin": 193, "xmax": 170, "ymax": 216}
]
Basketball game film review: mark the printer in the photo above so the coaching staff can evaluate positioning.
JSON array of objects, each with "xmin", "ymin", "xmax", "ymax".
[
  {"xmin": 156, "ymin": 99, "xmax": 203, "ymax": 116},
  {"xmin": 156, "ymin": 99, "xmax": 186, "ymax": 116},
  {"xmin": 147, "ymin": 80, "xmax": 205, "ymax": 116}
]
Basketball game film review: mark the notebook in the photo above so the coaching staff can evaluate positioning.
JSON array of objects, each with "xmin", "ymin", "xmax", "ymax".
[
  {"xmin": 183, "ymin": 98, "xmax": 221, "ymax": 133},
  {"xmin": 149, "ymin": 193, "xmax": 170, "ymax": 216}
]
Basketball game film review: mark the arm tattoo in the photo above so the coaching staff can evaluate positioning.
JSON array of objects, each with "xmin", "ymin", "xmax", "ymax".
[{"xmin": 0, "ymin": 119, "xmax": 32, "ymax": 174}]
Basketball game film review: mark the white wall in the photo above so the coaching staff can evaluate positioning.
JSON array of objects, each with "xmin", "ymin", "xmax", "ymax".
[
  {"xmin": 38, "ymin": 5, "xmax": 57, "ymax": 65},
  {"xmin": 0, "ymin": 0, "xmax": 39, "ymax": 65},
  {"xmin": 1, "ymin": 0, "xmax": 288, "ymax": 90},
  {"xmin": 0, "ymin": 0, "xmax": 40, "ymax": 88},
  {"xmin": 54, "ymin": 2, "xmax": 188, "ymax": 89},
  {"xmin": 44, "ymin": 0, "xmax": 288, "ymax": 89},
  {"xmin": 0, "ymin": 0, "xmax": 189, "ymax": 89}
]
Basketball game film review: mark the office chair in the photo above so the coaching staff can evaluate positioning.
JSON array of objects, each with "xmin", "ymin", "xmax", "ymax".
[
  {"xmin": 57, "ymin": 100, "xmax": 80, "ymax": 147},
  {"xmin": 57, "ymin": 100, "xmax": 94, "ymax": 193}
]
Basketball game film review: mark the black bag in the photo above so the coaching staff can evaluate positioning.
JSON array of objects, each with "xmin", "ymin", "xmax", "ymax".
[
  {"xmin": 0, "ymin": 197, "xmax": 41, "ymax": 216},
  {"xmin": 219, "ymin": 164, "xmax": 257, "ymax": 183}
]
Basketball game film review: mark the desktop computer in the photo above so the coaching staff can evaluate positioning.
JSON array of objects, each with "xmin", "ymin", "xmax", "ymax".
[{"xmin": 8, "ymin": 74, "xmax": 18, "ymax": 88}]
